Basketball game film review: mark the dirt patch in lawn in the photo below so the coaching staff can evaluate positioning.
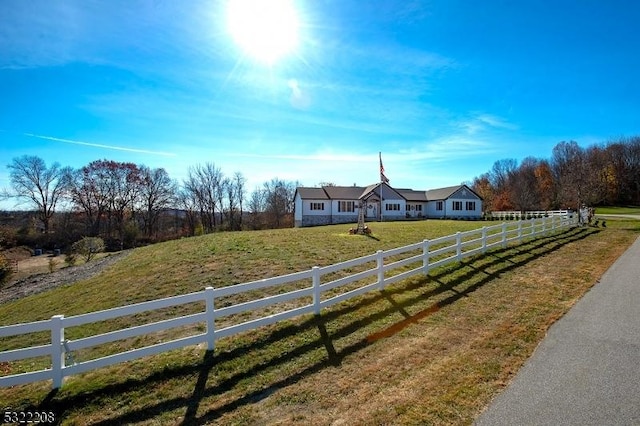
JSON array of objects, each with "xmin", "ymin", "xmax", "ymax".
[{"xmin": 0, "ymin": 251, "xmax": 131, "ymax": 305}]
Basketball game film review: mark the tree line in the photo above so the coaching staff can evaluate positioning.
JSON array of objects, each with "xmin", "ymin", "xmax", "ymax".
[
  {"xmin": 2, "ymin": 156, "xmax": 298, "ymax": 250},
  {"xmin": 470, "ymin": 137, "xmax": 640, "ymax": 213},
  {"xmin": 3, "ymin": 136, "xmax": 639, "ymax": 250}
]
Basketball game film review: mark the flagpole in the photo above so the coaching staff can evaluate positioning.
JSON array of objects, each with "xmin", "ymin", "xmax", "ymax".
[
  {"xmin": 379, "ymin": 152, "xmax": 383, "ymax": 222},
  {"xmin": 380, "ymin": 175, "xmax": 383, "ymax": 222}
]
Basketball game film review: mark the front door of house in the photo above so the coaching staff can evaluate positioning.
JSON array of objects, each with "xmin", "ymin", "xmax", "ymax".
[{"xmin": 365, "ymin": 202, "xmax": 380, "ymax": 220}]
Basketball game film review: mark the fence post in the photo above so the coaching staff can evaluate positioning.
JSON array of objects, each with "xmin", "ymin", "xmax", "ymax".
[
  {"xmin": 501, "ymin": 223, "xmax": 507, "ymax": 248},
  {"xmin": 205, "ymin": 287, "xmax": 215, "ymax": 352},
  {"xmin": 482, "ymin": 227, "xmax": 487, "ymax": 254},
  {"xmin": 518, "ymin": 221, "xmax": 523, "ymax": 243},
  {"xmin": 312, "ymin": 266, "xmax": 321, "ymax": 315},
  {"xmin": 51, "ymin": 315, "xmax": 65, "ymax": 389},
  {"xmin": 422, "ymin": 239, "xmax": 430, "ymax": 274},
  {"xmin": 377, "ymin": 250, "xmax": 385, "ymax": 290},
  {"xmin": 456, "ymin": 232, "xmax": 462, "ymax": 261}
]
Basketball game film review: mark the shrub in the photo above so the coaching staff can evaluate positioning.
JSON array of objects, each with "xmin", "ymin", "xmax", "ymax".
[
  {"xmin": 0, "ymin": 253, "xmax": 12, "ymax": 284},
  {"xmin": 64, "ymin": 252, "xmax": 77, "ymax": 267},
  {"xmin": 72, "ymin": 237, "xmax": 105, "ymax": 262},
  {"xmin": 0, "ymin": 226, "xmax": 17, "ymax": 249},
  {"xmin": 48, "ymin": 258, "xmax": 58, "ymax": 273},
  {"xmin": 123, "ymin": 222, "xmax": 139, "ymax": 249}
]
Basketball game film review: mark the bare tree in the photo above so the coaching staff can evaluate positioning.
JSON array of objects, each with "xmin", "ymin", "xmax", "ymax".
[
  {"xmin": 551, "ymin": 141, "xmax": 587, "ymax": 208},
  {"xmin": 70, "ymin": 159, "xmax": 142, "ymax": 244},
  {"xmin": 222, "ymin": 172, "xmax": 247, "ymax": 231},
  {"xmin": 472, "ymin": 137, "xmax": 640, "ymax": 213},
  {"xmin": 533, "ymin": 159, "xmax": 556, "ymax": 210},
  {"xmin": 106, "ymin": 161, "xmax": 142, "ymax": 246},
  {"xmin": 490, "ymin": 159, "xmax": 517, "ymax": 191},
  {"xmin": 182, "ymin": 163, "xmax": 224, "ymax": 233},
  {"xmin": 471, "ymin": 173, "xmax": 493, "ymax": 213},
  {"xmin": 0, "ymin": 188, "xmax": 10, "ymax": 202},
  {"xmin": 583, "ymin": 145, "xmax": 611, "ymax": 206},
  {"xmin": 233, "ymin": 171, "xmax": 246, "ymax": 230},
  {"xmin": 7, "ymin": 155, "xmax": 72, "ymax": 233},
  {"xmin": 247, "ymin": 187, "xmax": 266, "ymax": 229},
  {"xmin": 222, "ymin": 177, "xmax": 234, "ymax": 229},
  {"xmin": 70, "ymin": 161, "xmax": 111, "ymax": 236},
  {"xmin": 605, "ymin": 141, "xmax": 629, "ymax": 204},
  {"xmin": 488, "ymin": 159, "xmax": 517, "ymax": 211},
  {"xmin": 509, "ymin": 157, "xmax": 541, "ymax": 212},
  {"xmin": 606, "ymin": 136, "xmax": 640, "ymax": 205},
  {"xmin": 177, "ymin": 187, "xmax": 200, "ymax": 236},
  {"xmin": 263, "ymin": 178, "xmax": 297, "ymax": 228},
  {"xmin": 138, "ymin": 166, "xmax": 177, "ymax": 238}
]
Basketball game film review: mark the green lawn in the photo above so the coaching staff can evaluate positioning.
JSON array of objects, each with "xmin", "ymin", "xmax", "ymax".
[
  {"xmin": 1, "ymin": 219, "xmax": 638, "ymax": 425},
  {"xmin": 0, "ymin": 221, "xmax": 486, "ymax": 325},
  {"xmin": 595, "ymin": 206, "xmax": 640, "ymax": 215}
]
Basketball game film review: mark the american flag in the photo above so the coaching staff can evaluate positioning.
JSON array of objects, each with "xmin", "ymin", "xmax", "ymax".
[{"xmin": 379, "ymin": 152, "xmax": 389, "ymax": 184}]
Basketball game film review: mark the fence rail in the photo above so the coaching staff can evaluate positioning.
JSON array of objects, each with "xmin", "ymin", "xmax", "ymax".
[
  {"xmin": 490, "ymin": 210, "xmax": 572, "ymax": 220},
  {"xmin": 0, "ymin": 215, "xmax": 578, "ymax": 389}
]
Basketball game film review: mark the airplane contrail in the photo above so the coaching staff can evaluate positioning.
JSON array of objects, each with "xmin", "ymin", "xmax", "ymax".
[{"xmin": 23, "ymin": 133, "xmax": 177, "ymax": 157}]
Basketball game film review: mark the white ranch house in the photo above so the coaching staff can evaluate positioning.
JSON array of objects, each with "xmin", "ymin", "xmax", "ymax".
[{"xmin": 294, "ymin": 183, "xmax": 483, "ymax": 227}]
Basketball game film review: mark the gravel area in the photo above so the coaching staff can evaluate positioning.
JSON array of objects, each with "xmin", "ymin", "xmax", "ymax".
[{"xmin": 0, "ymin": 251, "xmax": 131, "ymax": 305}]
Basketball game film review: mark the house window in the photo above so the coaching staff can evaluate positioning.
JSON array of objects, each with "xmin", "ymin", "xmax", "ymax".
[
  {"xmin": 466, "ymin": 201, "xmax": 476, "ymax": 211},
  {"xmin": 415, "ymin": 204, "xmax": 422, "ymax": 211},
  {"xmin": 338, "ymin": 201, "xmax": 355, "ymax": 212},
  {"xmin": 452, "ymin": 201, "xmax": 463, "ymax": 211},
  {"xmin": 436, "ymin": 201, "xmax": 443, "ymax": 211},
  {"xmin": 385, "ymin": 203, "xmax": 400, "ymax": 211},
  {"xmin": 310, "ymin": 202, "xmax": 325, "ymax": 211}
]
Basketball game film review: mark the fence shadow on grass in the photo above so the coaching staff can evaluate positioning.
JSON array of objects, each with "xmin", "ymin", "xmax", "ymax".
[
  {"xmin": 368, "ymin": 227, "xmax": 598, "ymax": 342},
  {"xmin": 35, "ymin": 227, "xmax": 598, "ymax": 425}
]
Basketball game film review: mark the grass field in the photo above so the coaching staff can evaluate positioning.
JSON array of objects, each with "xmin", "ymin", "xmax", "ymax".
[
  {"xmin": 595, "ymin": 206, "xmax": 640, "ymax": 215},
  {"xmin": 1, "ymin": 218, "xmax": 639, "ymax": 425}
]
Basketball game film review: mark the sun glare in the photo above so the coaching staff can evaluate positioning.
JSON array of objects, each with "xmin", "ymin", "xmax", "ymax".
[{"xmin": 227, "ymin": 0, "xmax": 300, "ymax": 64}]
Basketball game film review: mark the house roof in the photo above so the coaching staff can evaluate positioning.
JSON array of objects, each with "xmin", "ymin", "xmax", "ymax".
[
  {"xmin": 396, "ymin": 188, "xmax": 428, "ymax": 202},
  {"xmin": 425, "ymin": 185, "xmax": 462, "ymax": 201},
  {"xmin": 425, "ymin": 184, "xmax": 482, "ymax": 201},
  {"xmin": 296, "ymin": 187, "xmax": 329, "ymax": 199},
  {"xmin": 359, "ymin": 183, "xmax": 405, "ymax": 200},
  {"xmin": 323, "ymin": 185, "xmax": 366, "ymax": 199},
  {"xmin": 359, "ymin": 183, "xmax": 378, "ymax": 199},
  {"xmin": 296, "ymin": 183, "xmax": 482, "ymax": 202}
]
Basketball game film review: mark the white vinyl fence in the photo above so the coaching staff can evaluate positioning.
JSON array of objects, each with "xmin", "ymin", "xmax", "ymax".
[
  {"xmin": 0, "ymin": 215, "xmax": 578, "ymax": 389},
  {"xmin": 490, "ymin": 210, "xmax": 572, "ymax": 220}
]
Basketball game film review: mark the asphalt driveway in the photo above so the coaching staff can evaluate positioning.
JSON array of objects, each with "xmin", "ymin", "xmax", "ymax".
[{"xmin": 475, "ymin": 235, "xmax": 640, "ymax": 426}]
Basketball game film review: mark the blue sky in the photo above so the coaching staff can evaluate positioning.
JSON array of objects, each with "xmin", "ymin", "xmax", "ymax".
[{"xmin": 2, "ymin": 0, "xmax": 639, "ymax": 210}]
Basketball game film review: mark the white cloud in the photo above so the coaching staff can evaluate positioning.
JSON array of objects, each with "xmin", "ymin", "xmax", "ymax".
[
  {"xmin": 227, "ymin": 150, "xmax": 374, "ymax": 163},
  {"xmin": 456, "ymin": 113, "xmax": 518, "ymax": 135},
  {"xmin": 476, "ymin": 113, "xmax": 518, "ymax": 130},
  {"xmin": 288, "ymin": 79, "xmax": 312, "ymax": 110}
]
